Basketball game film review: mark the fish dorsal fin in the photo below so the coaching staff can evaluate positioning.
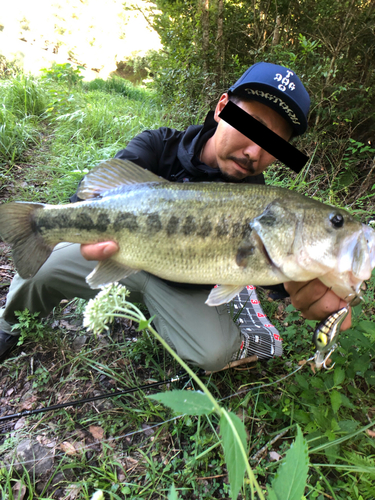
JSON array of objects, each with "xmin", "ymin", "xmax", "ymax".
[{"xmin": 77, "ymin": 159, "xmax": 168, "ymax": 200}]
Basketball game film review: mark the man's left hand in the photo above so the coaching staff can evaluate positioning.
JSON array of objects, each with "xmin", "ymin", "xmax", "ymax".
[{"xmin": 284, "ymin": 279, "xmax": 352, "ymax": 331}]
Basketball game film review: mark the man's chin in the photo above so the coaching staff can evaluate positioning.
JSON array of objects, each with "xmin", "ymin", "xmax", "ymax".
[
  {"xmin": 220, "ymin": 171, "xmax": 245, "ymax": 182},
  {"xmin": 218, "ymin": 165, "xmax": 249, "ymax": 182}
]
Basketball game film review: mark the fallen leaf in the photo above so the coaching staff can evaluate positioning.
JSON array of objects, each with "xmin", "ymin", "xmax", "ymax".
[
  {"xmin": 269, "ymin": 451, "xmax": 281, "ymax": 461},
  {"xmin": 141, "ymin": 423, "xmax": 155, "ymax": 436},
  {"xmin": 89, "ymin": 425, "xmax": 104, "ymax": 440},
  {"xmin": 64, "ymin": 484, "xmax": 82, "ymax": 500},
  {"xmin": 37, "ymin": 435, "xmax": 57, "ymax": 448},
  {"xmin": 14, "ymin": 417, "xmax": 27, "ymax": 430},
  {"xmin": 12, "ymin": 481, "xmax": 26, "ymax": 500},
  {"xmin": 60, "ymin": 441, "xmax": 77, "ymax": 455}
]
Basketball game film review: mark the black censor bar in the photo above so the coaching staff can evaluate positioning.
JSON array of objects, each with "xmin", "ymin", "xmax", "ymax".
[{"xmin": 219, "ymin": 101, "xmax": 309, "ymax": 173}]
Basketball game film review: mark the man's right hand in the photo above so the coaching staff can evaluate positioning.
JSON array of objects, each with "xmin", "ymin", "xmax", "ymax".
[{"xmin": 80, "ymin": 241, "xmax": 119, "ymax": 261}]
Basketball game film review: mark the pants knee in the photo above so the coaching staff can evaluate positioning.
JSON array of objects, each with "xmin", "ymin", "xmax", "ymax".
[{"xmin": 186, "ymin": 343, "xmax": 232, "ymax": 372}]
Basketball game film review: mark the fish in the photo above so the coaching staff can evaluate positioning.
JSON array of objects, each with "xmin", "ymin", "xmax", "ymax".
[{"xmin": 0, "ymin": 158, "xmax": 374, "ymax": 307}]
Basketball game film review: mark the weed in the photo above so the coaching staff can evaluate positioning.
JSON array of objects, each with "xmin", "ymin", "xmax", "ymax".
[
  {"xmin": 40, "ymin": 62, "xmax": 85, "ymax": 88},
  {"xmin": 12, "ymin": 309, "xmax": 46, "ymax": 346}
]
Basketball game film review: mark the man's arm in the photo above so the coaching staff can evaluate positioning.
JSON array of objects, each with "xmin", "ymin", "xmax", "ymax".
[{"xmin": 284, "ymin": 279, "xmax": 352, "ymax": 330}]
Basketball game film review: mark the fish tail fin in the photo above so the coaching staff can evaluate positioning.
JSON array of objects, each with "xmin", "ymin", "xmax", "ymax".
[{"xmin": 0, "ymin": 202, "xmax": 54, "ymax": 279}]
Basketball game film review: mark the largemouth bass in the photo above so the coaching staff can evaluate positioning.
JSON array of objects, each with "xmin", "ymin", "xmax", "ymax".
[{"xmin": 0, "ymin": 159, "xmax": 374, "ymax": 306}]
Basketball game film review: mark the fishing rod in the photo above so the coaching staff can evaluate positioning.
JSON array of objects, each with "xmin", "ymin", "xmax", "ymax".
[
  {"xmin": 0, "ymin": 372, "xmax": 192, "ymax": 424},
  {"xmin": 0, "ymin": 356, "xmax": 258, "ymax": 426}
]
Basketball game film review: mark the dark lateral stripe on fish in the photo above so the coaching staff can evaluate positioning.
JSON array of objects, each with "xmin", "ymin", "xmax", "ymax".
[
  {"xmin": 37, "ymin": 211, "xmax": 111, "ymax": 234},
  {"xmin": 36, "ymin": 209, "xmax": 249, "ymax": 241},
  {"xmin": 113, "ymin": 213, "xmax": 138, "ymax": 232}
]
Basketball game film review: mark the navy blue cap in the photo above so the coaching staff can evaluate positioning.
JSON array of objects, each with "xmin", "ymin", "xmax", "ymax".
[{"xmin": 228, "ymin": 62, "xmax": 310, "ymax": 136}]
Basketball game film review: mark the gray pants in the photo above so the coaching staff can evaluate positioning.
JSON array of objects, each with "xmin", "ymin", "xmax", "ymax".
[{"xmin": 0, "ymin": 244, "xmax": 242, "ymax": 371}]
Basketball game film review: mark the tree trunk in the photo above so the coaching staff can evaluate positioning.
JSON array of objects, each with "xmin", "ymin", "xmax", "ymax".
[
  {"xmin": 201, "ymin": 0, "xmax": 210, "ymax": 73},
  {"xmin": 272, "ymin": 15, "xmax": 282, "ymax": 46},
  {"xmin": 215, "ymin": 0, "xmax": 224, "ymax": 90}
]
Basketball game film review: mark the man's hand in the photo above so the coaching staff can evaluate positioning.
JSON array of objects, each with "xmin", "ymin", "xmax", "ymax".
[
  {"xmin": 80, "ymin": 241, "xmax": 119, "ymax": 261},
  {"xmin": 284, "ymin": 279, "xmax": 352, "ymax": 331}
]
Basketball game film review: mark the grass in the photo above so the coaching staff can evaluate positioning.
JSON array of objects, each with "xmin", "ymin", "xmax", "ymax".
[{"xmin": 0, "ymin": 66, "xmax": 375, "ymax": 499}]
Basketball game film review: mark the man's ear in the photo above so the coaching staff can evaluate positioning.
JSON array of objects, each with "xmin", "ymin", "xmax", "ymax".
[{"xmin": 214, "ymin": 93, "xmax": 229, "ymax": 123}]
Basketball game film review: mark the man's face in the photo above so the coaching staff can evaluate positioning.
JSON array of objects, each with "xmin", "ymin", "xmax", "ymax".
[{"xmin": 209, "ymin": 94, "xmax": 293, "ymax": 181}]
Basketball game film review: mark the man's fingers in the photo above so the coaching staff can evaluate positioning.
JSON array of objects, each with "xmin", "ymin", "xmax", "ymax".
[
  {"xmin": 80, "ymin": 241, "xmax": 119, "ymax": 261},
  {"xmin": 284, "ymin": 279, "xmax": 352, "ymax": 331},
  {"xmin": 284, "ymin": 279, "xmax": 327, "ymax": 311}
]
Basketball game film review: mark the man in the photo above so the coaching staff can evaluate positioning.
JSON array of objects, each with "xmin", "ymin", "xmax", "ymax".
[{"xmin": 0, "ymin": 62, "xmax": 351, "ymax": 368}]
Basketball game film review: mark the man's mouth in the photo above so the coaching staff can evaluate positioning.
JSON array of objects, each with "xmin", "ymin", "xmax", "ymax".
[{"xmin": 229, "ymin": 157, "xmax": 255, "ymax": 174}]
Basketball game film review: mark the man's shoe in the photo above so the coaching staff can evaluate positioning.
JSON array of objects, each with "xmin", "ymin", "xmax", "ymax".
[
  {"xmin": 230, "ymin": 286, "xmax": 283, "ymax": 361},
  {"xmin": 0, "ymin": 331, "xmax": 19, "ymax": 360}
]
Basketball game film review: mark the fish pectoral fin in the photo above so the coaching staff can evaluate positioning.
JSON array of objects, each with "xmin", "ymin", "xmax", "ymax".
[
  {"xmin": 77, "ymin": 159, "xmax": 168, "ymax": 199},
  {"xmin": 205, "ymin": 285, "xmax": 246, "ymax": 306},
  {"xmin": 86, "ymin": 259, "xmax": 139, "ymax": 289}
]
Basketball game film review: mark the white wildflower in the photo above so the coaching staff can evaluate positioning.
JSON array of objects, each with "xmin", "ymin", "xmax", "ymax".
[
  {"xmin": 83, "ymin": 283, "xmax": 147, "ymax": 335},
  {"xmin": 83, "ymin": 283, "xmax": 130, "ymax": 335}
]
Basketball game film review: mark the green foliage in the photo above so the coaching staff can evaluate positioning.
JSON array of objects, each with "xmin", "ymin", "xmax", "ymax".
[
  {"xmin": 168, "ymin": 483, "xmax": 179, "ymax": 499},
  {"xmin": 40, "ymin": 62, "xmax": 85, "ymax": 87},
  {"xmin": 267, "ymin": 426, "xmax": 309, "ymax": 500},
  {"xmin": 12, "ymin": 308, "xmax": 45, "ymax": 346},
  {"xmin": 83, "ymin": 76, "xmax": 147, "ymax": 101},
  {"xmin": 0, "ymin": 111, "xmax": 36, "ymax": 165},
  {"xmin": 0, "ymin": 75, "xmax": 48, "ymax": 165},
  {"xmin": 149, "ymin": 390, "xmax": 215, "ymax": 416},
  {"xmin": 2, "ymin": 75, "xmax": 48, "ymax": 118},
  {"xmin": 220, "ymin": 409, "xmax": 248, "ymax": 500}
]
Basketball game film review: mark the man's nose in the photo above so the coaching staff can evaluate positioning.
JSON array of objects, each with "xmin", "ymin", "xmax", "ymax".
[{"xmin": 243, "ymin": 141, "xmax": 263, "ymax": 162}]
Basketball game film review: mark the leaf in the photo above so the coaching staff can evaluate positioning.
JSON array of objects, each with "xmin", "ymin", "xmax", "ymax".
[
  {"xmin": 137, "ymin": 315, "xmax": 155, "ymax": 332},
  {"xmin": 295, "ymin": 373, "xmax": 309, "ymax": 390},
  {"xmin": 270, "ymin": 425, "xmax": 309, "ymax": 500},
  {"xmin": 266, "ymin": 487, "xmax": 279, "ymax": 500},
  {"xmin": 12, "ymin": 481, "xmax": 27, "ymax": 500},
  {"xmin": 89, "ymin": 425, "xmax": 104, "ymax": 440},
  {"xmin": 168, "ymin": 483, "xmax": 179, "ymax": 500},
  {"xmin": 330, "ymin": 390, "xmax": 342, "ymax": 413},
  {"xmin": 220, "ymin": 409, "xmax": 248, "ymax": 500},
  {"xmin": 333, "ymin": 366, "xmax": 345, "ymax": 386},
  {"xmin": 60, "ymin": 441, "xmax": 77, "ymax": 455},
  {"xmin": 340, "ymin": 393, "xmax": 355, "ymax": 409},
  {"xmin": 358, "ymin": 320, "xmax": 375, "ymax": 337},
  {"xmin": 365, "ymin": 371, "xmax": 375, "ymax": 386},
  {"xmin": 148, "ymin": 390, "xmax": 215, "ymax": 415}
]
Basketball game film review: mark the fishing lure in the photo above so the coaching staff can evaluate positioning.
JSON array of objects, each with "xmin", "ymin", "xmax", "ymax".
[{"xmin": 313, "ymin": 306, "xmax": 350, "ymax": 370}]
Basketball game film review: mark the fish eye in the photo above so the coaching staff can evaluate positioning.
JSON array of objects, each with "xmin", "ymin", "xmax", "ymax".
[{"xmin": 330, "ymin": 213, "xmax": 344, "ymax": 228}]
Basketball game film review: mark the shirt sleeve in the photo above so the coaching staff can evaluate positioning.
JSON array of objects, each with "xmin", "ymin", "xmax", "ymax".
[{"xmin": 114, "ymin": 130, "xmax": 165, "ymax": 174}]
